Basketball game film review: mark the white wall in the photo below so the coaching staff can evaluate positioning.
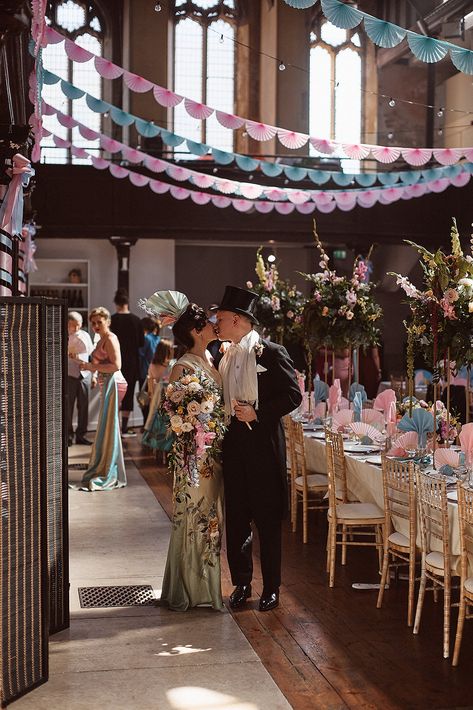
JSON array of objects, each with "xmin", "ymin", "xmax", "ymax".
[{"xmin": 129, "ymin": 239, "xmax": 175, "ymax": 308}]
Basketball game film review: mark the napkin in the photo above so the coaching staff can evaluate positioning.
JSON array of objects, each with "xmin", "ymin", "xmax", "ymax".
[
  {"xmin": 349, "ymin": 383, "xmax": 367, "ymax": 402},
  {"xmin": 353, "ymin": 391, "xmax": 364, "ymax": 423},
  {"xmin": 328, "ymin": 379, "xmax": 342, "ymax": 414},
  {"xmin": 459, "ymin": 423, "xmax": 473, "ymax": 467},
  {"xmin": 373, "ymin": 389, "xmax": 397, "ymax": 422},
  {"xmin": 387, "ymin": 446, "xmax": 408, "ymax": 458},
  {"xmin": 398, "ymin": 408, "xmax": 434, "ymax": 449},
  {"xmin": 312, "ymin": 401, "xmax": 326, "ymax": 424},
  {"xmin": 313, "ymin": 379, "xmax": 329, "ymax": 404}
]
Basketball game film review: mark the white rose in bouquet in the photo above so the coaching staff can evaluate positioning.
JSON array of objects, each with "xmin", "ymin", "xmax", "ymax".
[
  {"xmin": 170, "ymin": 415, "xmax": 183, "ymax": 432},
  {"xmin": 187, "ymin": 381, "xmax": 203, "ymax": 393},
  {"xmin": 200, "ymin": 399, "xmax": 214, "ymax": 414},
  {"xmin": 181, "ymin": 421, "xmax": 194, "ymax": 432}
]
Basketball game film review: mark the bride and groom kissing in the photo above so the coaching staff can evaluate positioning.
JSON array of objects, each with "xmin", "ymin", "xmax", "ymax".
[{"xmin": 143, "ymin": 285, "xmax": 302, "ymax": 613}]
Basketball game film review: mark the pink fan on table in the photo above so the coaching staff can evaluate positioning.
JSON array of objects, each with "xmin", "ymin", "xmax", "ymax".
[
  {"xmin": 255, "ymin": 202, "xmax": 274, "ymax": 214},
  {"xmin": 144, "ymin": 156, "xmax": 166, "ymax": 173},
  {"xmin": 94, "ymin": 57, "xmax": 123, "ymax": 80},
  {"xmin": 149, "ymin": 180, "xmax": 170, "ymax": 194},
  {"xmin": 184, "ymin": 99, "xmax": 214, "ymax": 120},
  {"xmin": 348, "ymin": 422, "xmax": 383, "ymax": 443},
  {"xmin": 434, "ymin": 448, "xmax": 461, "ymax": 469},
  {"xmin": 401, "ymin": 147, "xmax": 432, "ymax": 166},
  {"xmin": 245, "ymin": 121, "xmax": 277, "ymax": 142},
  {"xmin": 191, "ymin": 192, "xmax": 211, "ymax": 205},
  {"xmin": 373, "ymin": 389, "xmax": 397, "ymax": 421},
  {"xmin": 65, "ymin": 39, "xmax": 93, "ymax": 63},
  {"xmin": 371, "ymin": 146, "xmax": 401, "ymax": 163},
  {"xmin": 433, "ymin": 148, "xmax": 463, "ymax": 166},
  {"xmin": 128, "ymin": 173, "xmax": 149, "ymax": 187},
  {"xmin": 361, "ymin": 409, "xmax": 385, "ymax": 428},
  {"xmin": 339, "ymin": 397, "xmax": 350, "ymax": 411},
  {"xmin": 391, "ymin": 431, "xmax": 418, "ymax": 450},
  {"xmin": 342, "ymin": 143, "xmax": 370, "ymax": 160},
  {"xmin": 459, "ymin": 423, "xmax": 473, "ymax": 466},
  {"xmin": 277, "ymin": 129, "xmax": 308, "ymax": 150},
  {"xmin": 309, "ymin": 137, "xmax": 335, "ymax": 154},
  {"xmin": 153, "ymin": 85, "xmax": 183, "ymax": 108},
  {"xmin": 216, "ymin": 111, "xmax": 245, "ymax": 130},
  {"xmin": 275, "ymin": 203, "xmax": 295, "ymax": 215},
  {"xmin": 123, "ymin": 71, "xmax": 153, "ymax": 93},
  {"xmin": 331, "ymin": 409, "xmax": 354, "ymax": 432},
  {"xmin": 192, "ymin": 173, "xmax": 214, "ymax": 188}
]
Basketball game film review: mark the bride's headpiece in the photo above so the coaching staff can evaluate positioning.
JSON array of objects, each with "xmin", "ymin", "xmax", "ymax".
[{"xmin": 139, "ymin": 290, "xmax": 189, "ymax": 326}]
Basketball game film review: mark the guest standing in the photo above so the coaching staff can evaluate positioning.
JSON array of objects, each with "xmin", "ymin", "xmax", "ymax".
[
  {"xmin": 67, "ymin": 311, "xmax": 94, "ymax": 446},
  {"xmin": 110, "ymin": 288, "xmax": 144, "ymax": 437},
  {"xmin": 138, "ymin": 316, "xmax": 161, "ymax": 423},
  {"xmin": 142, "ymin": 338, "xmax": 173, "ymax": 450},
  {"xmin": 73, "ymin": 307, "xmax": 128, "ymax": 491}
]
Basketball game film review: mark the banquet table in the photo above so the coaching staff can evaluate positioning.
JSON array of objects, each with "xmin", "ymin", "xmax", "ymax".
[{"xmin": 304, "ymin": 432, "xmax": 462, "ymax": 572}]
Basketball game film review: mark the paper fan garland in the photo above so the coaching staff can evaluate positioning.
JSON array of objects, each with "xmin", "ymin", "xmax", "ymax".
[
  {"xmin": 245, "ymin": 121, "xmax": 277, "ymax": 142},
  {"xmin": 160, "ymin": 130, "xmax": 185, "ymax": 147},
  {"xmin": 235, "ymin": 155, "xmax": 259, "ymax": 171},
  {"xmin": 61, "ymin": 80, "xmax": 84, "ymax": 100},
  {"xmin": 406, "ymin": 32, "xmax": 448, "ymax": 63},
  {"xmin": 90, "ymin": 156, "xmax": 109, "ymax": 168},
  {"xmin": 149, "ymin": 180, "xmax": 170, "ymax": 194},
  {"xmin": 186, "ymin": 140, "xmax": 209, "ymax": 156},
  {"xmin": 44, "ymin": 26, "xmax": 63, "ymax": 44},
  {"xmin": 433, "ymin": 148, "xmax": 463, "ymax": 166},
  {"xmin": 449, "ymin": 46, "xmax": 473, "ymax": 75},
  {"xmin": 321, "ymin": 0, "xmax": 363, "ymax": 30},
  {"xmin": 343, "ymin": 143, "xmax": 371, "ymax": 160},
  {"xmin": 191, "ymin": 173, "xmax": 214, "ymax": 189},
  {"xmin": 121, "ymin": 147, "xmax": 144, "ymax": 163},
  {"xmin": 65, "ymin": 38, "xmax": 93, "ymax": 62},
  {"xmin": 363, "ymin": 16, "xmax": 406, "ymax": 48},
  {"xmin": 53, "ymin": 135, "xmax": 70, "ymax": 148},
  {"xmin": 215, "ymin": 179, "xmax": 237, "ymax": 195},
  {"xmin": 402, "ymin": 148, "xmax": 432, "ymax": 166},
  {"xmin": 86, "ymin": 95, "xmax": 111, "ymax": 113},
  {"xmin": 357, "ymin": 191, "xmax": 379, "ymax": 208},
  {"xmin": 428, "ymin": 178, "xmax": 449, "ymax": 193},
  {"xmin": 452, "ymin": 172, "xmax": 471, "ymax": 187},
  {"xmin": 212, "ymin": 195, "xmax": 232, "ymax": 208},
  {"xmin": 100, "ymin": 136, "xmax": 122, "ymax": 153},
  {"xmin": 143, "ymin": 156, "xmax": 166, "ymax": 173},
  {"xmin": 153, "ymin": 85, "xmax": 183, "ymax": 108},
  {"xmin": 123, "ymin": 71, "xmax": 154, "ymax": 93},
  {"xmin": 278, "ymin": 129, "xmax": 308, "ymax": 150},
  {"xmin": 260, "ymin": 162, "xmax": 283, "ymax": 177},
  {"xmin": 109, "ymin": 164, "xmax": 129, "ymax": 179},
  {"xmin": 110, "ymin": 106, "xmax": 135, "ymax": 126},
  {"xmin": 310, "ymin": 138, "xmax": 336, "ymax": 154},
  {"xmin": 284, "ymin": 166, "xmax": 307, "ymax": 181},
  {"xmin": 296, "ymin": 202, "xmax": 316, "ymax": 214},
  {"xmin": 215, "ymin": 111, "xmax": 245, "ymax": 129},
  {"xmin": 283, "ymin": 0, "xmax": 317, "ymax": 7},
  {"xmin": 371, "ymin": 146, "xmax": 401, "ymax": 163},
  {"xmin": 128, "ymin": 172, "xmax": 149, "ymax": 187},
  {"xmin": 135, "ymin": 118, "xmax": 160, "ymax": 138},
  {"xmin": 212, "ymin": 149, "xmax": 234, "ymax": 165},
  {"xmin": 94, "ymin": 56, "xmax": 123, "ymax": 79},
  {"xmin": 167, "ymin": 165, "xmax": 192, "ymax": 182},
  {"xmin": 287, "ymin": 190, "xmax": 311, "ymax": 204},
  {"xmin": 232, "ymin": 199, "xmax": 254, "ymax": 213},
  {"xmin": 275, "ymin": 203, "xmax": 295, "ymax": 215},
  {"xmin": 170, "ymin": 186, "xmax": 190, "ymax": 200},
  {"xmin": 184, "ymin": 99, "xmax": 214, "ymax": 120},
  {"xmin": 191, "ymin": 191, "xmax": 212, "ymax": 205},
  {"xmin": 57, "ymin": 112, "xmax": 77, "ymax": 129},
  {"xmin": 255, "ymin": 202, "xmax": 275, "ymax": 213},
  {"xmin": 317, "ymin": 202, "xmax": 337, "ymax": 213},
  {"xmin": 240, "ymin": 183, "xmax": 264, "ymax": 199}
]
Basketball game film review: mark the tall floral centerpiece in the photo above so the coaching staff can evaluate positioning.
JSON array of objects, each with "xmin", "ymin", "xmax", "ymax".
[{"xmin": 245, "ymin": 248, "xmax": 305, "ymax": 345}]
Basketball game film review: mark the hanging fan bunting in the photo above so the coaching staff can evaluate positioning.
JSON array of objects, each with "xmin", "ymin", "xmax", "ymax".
[
  {"xmin": 135, "ymin": 118, "xmax": 160, "ymax": 138},
  {"xmin": 382, "ymin": 186, "xmax": 404, "ymax": 202},
  {"xmin": 261, "ymin": 162, "xmax": 283, "ymax": 177},
  {"xmin": 355, "ymin": 173, "xmax": 377, "ymax": 187},
  {"xmin": 400, "ymin": 170, "xmax": 421, "ymax": 184},
  {"xmin": 313, "ymin": 192, "xmax": 334, "ymax": 205},
  {"xmin": 184, "ymin": 98, "xmax": 214, "ymax": 120},
  {"xmin": 283, "ymin": 166, "xmax": 307, "ymax": 181},
  {"xmin": 463, "ymin": 161, "xmax": 473, "ymax": 171},
  {"xmin": 406, "ymin": 32, "xmax": 448, "ymax": 63},
  {"xmin": 42, "ymin": 69, "xmax": 60, "ymax": 84},
  {"xmin": 109, "ymin": 164, "xmax": 129, "ymax": 179},
  {"xmin": 28, "ymin": 71, "xmax": 37, "ymax": 90},
  {"xmin": 215, "ymin": 179, "xmax": 237, "ymax": 195},
  {"xmin": 378, "ymin": 171, "xmax": 400, "ymax": 186},
  {"xmin": 321, "ymin": 0, "xmax": 363, "ymax": 30},
  {"xmin": 86, "ymin": 94, "xmax": 112, "ymax": 113},
  {"xmin": 332, "ymin": 173, "xmax": 353, "ymax": 187},
  {"xmin": 57, "ymin": 112, "xmax": 77, "ymax": 129},
  {"xmin": 232, "ymin": 199, "xmax": 254, "ymax": 213},
  {"xmin": 44, "ymin": 26, "xmax": 63, "ymax": 44},
  {"xmin": 428, "ymin": 178, "xmax": 449, "ymax": 193},
  {"xmin": 421, "ymin": 167, "xmax": 439, "ymax": 182},
  {"xmin": 160, "ymin": 130, "xmax": 185, "ymax": 147},
  {"xmin": 317, "ymin": 201, "xmax": 337, "ymax": 213},
  {"xmin": 433, "ymin": 148, "xmax": 463, "ymax": 166},
  {"xmin": 357, "ymin": 191, "xmax": 379, "ymax": 208},
  {"xmin": 170, "ymin": 186, "xmax": 190, "ymax": 200},
  {"xmin": 235, "ymin": 155, "xmax": 259, "ymax": 171},
  {"xmin": 110, "ymin": 106, "xmax": 135, "ymax": 126},
  {"xmin": 212, "ymin": 195, "xmax": 232, "ymax": 208},
  {"xmin": 275, "ymin": 203, "xmax": 295, "ymax": 215},
  {"xmin": 191, "ymin": 192, "xmax": 212, "ymax": 205},
  {"xmin": 167, "ymin": 165, "xmax": 192, "ymax": 182},
  {"xmin": 129, "ymin": 172, "xmax": 149, "ymax": 187},
  {"xmin": 449, "ymin": 46, "xmax": 473, "ymax": 75},
  {"xmin": 362, "ymin": 16, "xmax": 406, "ymax": 49},
  {"xmin": 255, "ymin": 201, "xmax": 275, "ymax": 213},
  {"xmin": 452, "ymin": 171, "xmax": 471, "ymax": 187},
  {"xmin": 123, "ymin": 71, "xmax": 153, "ymax": 93},
  {"xmin": 212, "ymin": 148, "xmax": 234, "ymax": 165},
  {"xmin": 61, "ymin": 80, "xmax": 84, "ymax": 100},
  {"xmin": 215, "ymin": 111, "xmax": 245, "ymax": 129},
  {"xmin": 149, "ymin": 180, "xmax": 170, "ymax": 194},
  {"xmin": 333, "ymin": 191, "xmax": 357, "ymax": 207},
  {"xmin": 64, "ymin": 38, "xmax": 93, "ymax": 62},
  {"xmin": 186, "ymin": 140, "xmax": 209, "ymax": 156},
  {"xmin": 343, "ymin": 143, "xmax": 370, "ymax": 160},
  {"xmin": 143, "ymin": 156, "xmax": 166, "ymax": 173},
  {"xmin": 53, "ymin": 135, "xmax": 70, "ymax": 148},
  {"xmin": 371, "ymin": 146, "xmax": 401, "ymax": 163},
  {"xmin": 308, "ymin": 170, "xmax": 332, "ymax": 185},
  {"xmin": 94, "ymin": 56, "xmax": 124, "ymax": 80},
  {"xmin": 153, "ymin": 85, "xmax": 183, "ymax": 108},
  {"xmin": 245, "ymin": 121, "xmax": 277, "ymax": 142},
  {"xmin": 90, "ymin": 155, "xmax": 108, "ymax": 167},
  {"xmin": 100, "ymin": 135, "xmax": 122, "ymax": 153},
  {"xmin": 310, "ymin": 137, "xmax": 336, "ymax": 154},
  {"xmin": 296, "ymin": 202, "xmax": 316, "ymax": 214},
  {"xmin": 240, "ymin": 183, "xmax": 264, "ymax": 199},
  {"xmin": 79, "ymin": 124, "xmax": 100, "ymax": 140},
  {"xmin": 71, "ymin": 146, "xmax": 89, "ymax": 159},
  {"xmin": 283, "ymin": 0, "xmax": 317, "ymax": 8},
  {"xmin": 278, "ymin": 129, "xmax": 308, "ymax": 149},
  {"xmin": 41, "ymin": 128, "xmax": 52, "ymax": 137},
  {"xmin": 287, "ymin": 190, "xmax": 311, "ymax": 204},
  {"xmin": 121, "ymin": 146, "xmax": 144, "ymax": 163},
  {"xmin": 443, "ymin": 164, "xmax": 462, "ymax": 178},
  {"xmin": 405, "ymin": 183, "xmax": 427, "ymax": 197},
  {"xmin": 264, "ymin": 188, "xmax": 286, "ymax": 202},
  {"xmin": 338, "ymin": 201, "xmax": 356, "ymax": 212},
  {"xmin": 401, "ymin": 147, "xmax": 432, "ymax": 166},
  {"xmin": 463, "ymin": 150, "xmax": 473, "ymax": 162},
  {"xmin": 191, "ymin": 173, "xmax": 214, "ymax": 188}
]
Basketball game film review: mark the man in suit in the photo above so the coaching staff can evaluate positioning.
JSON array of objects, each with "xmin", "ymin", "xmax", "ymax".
[{"xmin": 214, "ymin": 286, "xmax": 302, "ymax": 611}]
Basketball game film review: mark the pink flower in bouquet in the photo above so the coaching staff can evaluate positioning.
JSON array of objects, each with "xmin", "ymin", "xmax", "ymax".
[
  {"xmin": 396, "ymin": 275, "xmax": 419, "ymax": 299},
  {"xmin": 444, "ymin": 288, "xmax": 459, "ymax": 303},
  {"xmin": 271, "ymin": 295, "xmax": 280, "ymax": 311},
  {"xmin": 322, "ymin": 306, "xmax": 329, "ymax": 316},
  {"xmin": 346, "ymin": 290, "xmax": 357, "ymax": 306},
  {"xmin": 194, "ymin": 423, "xmax": 206, "ymax": 458},
  {"xmin": 346, "ymin": 310, "xmax": 354, "ymax": 320},
  {"xmin": 246, "ymin": 280, "xmax": 253, "ymax": 289},
  {"xmin": 313, "ymin": 291, "xmax": 322, "ymax": 302},
  {"xmin": 287, "ymin": 310, "xmax": 294, "ymax": 319},
  {"xmin": 440, "ymin": 298, "xmax": 457, "ymax": 320}
]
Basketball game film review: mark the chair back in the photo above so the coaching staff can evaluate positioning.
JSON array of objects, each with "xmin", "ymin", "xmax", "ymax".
[
  {"xmin": 291, "ymin": 419, "xmax": 308, "ymax": 484},
  {"xmin": 416, "ymin": 471, "xmax": 450, "ymax": 569},
  {"xmin": 283, "ymin": 415, "xmax": 294, "ymax": 470},
  {"xmin": 456, "ymin": 483, "xmax": 473, "ymax": 587},
  {"xmin": 381, "ymin": 456, "xmax": 416, "ymax": 544},
  {"xmin": 325, "ymin": 430, "xmax": 347, "ymax": 507}
]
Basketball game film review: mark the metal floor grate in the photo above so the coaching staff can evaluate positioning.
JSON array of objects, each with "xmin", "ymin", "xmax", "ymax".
[{"xmin": 78, "ymin": 585, "xmax": 156, "ymax": 608}]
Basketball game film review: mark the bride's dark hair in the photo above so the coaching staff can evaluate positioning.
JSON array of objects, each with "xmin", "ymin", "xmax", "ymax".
[{"xmin": 173, "ymin": 303, "xmax": 207, "ymax": 350}]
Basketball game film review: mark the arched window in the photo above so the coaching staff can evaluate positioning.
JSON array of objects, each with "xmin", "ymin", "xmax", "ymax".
[
  {"xmin": 173, "ymin": 0, "xmax": 238, "ymax": 154},
  {"xmin": 42, "ymin": 0, "xmax": 104, "ymax": 163},
  {"xmin": 309, "ymin": 19, "xmax": 363, "ymax": 170}
]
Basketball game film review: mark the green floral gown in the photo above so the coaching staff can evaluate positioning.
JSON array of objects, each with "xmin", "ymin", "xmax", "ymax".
[{"xmin": 160, "ymin": 353, "xmax": 224, "ymax": 611}]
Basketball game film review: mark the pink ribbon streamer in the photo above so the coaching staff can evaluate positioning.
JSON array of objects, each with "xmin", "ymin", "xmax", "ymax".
[{"xmin": 0, "ymin": 154, "xmax": 34, "ymax": 236}]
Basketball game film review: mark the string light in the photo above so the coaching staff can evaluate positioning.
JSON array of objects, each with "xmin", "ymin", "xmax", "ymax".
[
  {"xmin": 437, "ymin": 107, "xmax": 444, "ymax": 117},
  {"xmin": 278, "ymin": 61, "xmax": 286, "ymax": 71},
  {"xmin": 154, "ymin": 2, "xmax": 162, "ymax": 11},
  {"xmin": 213, "ymin": 167, "xmax": 218, "ymax": 173},
  {"xmin": 388, "ymin": 98, "xmax": 396, "ymax": 108},
  {"xmin": 387, "ymin": 132, "xmax": 393, "ymax": 140},
  {"xmin": 438, "ymin": 128, "xmax": 443, "ymax": 136},
  {"xmin": 267, "ymin": 254, "xmax": 276, "ymax": 263}
]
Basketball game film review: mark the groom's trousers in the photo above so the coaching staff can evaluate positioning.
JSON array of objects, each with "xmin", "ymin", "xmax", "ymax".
[{"xmin": 223, "ymin": 420, "xmax": 284, "ymax": 592}]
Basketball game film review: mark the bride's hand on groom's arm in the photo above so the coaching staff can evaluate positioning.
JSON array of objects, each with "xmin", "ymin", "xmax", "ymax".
[{"xmin": 234, "ymin": 403, "xmax": 257, "ymax": 423}]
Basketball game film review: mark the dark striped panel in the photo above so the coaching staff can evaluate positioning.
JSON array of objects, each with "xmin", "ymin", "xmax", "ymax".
[{"xmin": 0, "ymin": 301, "xmax": 48, "ymax": 705}]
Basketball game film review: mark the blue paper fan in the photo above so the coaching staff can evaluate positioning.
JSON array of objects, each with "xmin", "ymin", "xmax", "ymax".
[
  {"xmin": 284, "ymin": 166, "xmax": 307, "ymax": 181},
  {"xmin": 400, "ymin": 170, "xmax": 421, "ymax": 184},
  {"xmin": 449, "ymin": 46, "xmax": 473, "ymax": 75},
  {"xmin": 355, "ymin": 173, "xmax": 377, "ymax": 187},
  {"xmin": 135, "ymin": 118, "xmax": 160, "ymax": 138},
  {"xmin": 86, "ymin": 95, "xmax": 111, "ymax": 113},
  {"xmin": 212, "ymin": 149, "xmax": 234, "ymax": 165},
  {"xmin": 378, "ymin": 172, "xmax": 399, "ymax": 186},
  {"xmin": 321, "ymin": 0, "xmax": 363, "ymax": 30},
  {"xmin": 110, "ymin": 107, "xmax": 135, "ymax": 126},
  {"xmin": 406, "ymin": 32, "xmax": 448, "ymax": 63},
  {"xmin": 421, "ymin": 167, "xmax": 441, "ymax": 182},
  {"xmin": 260, "ymin": 162, "xmax": 283, "ymax": 177},
  {"xmin": 463, "ymin": 162, "xmax": 473, "ymax": 174},
  {"xmin": 160, "ymin": 130, "xmax": 185, "ymax": 147},
  {"xmin": 42, "ymin": 70, "xmax": 60, "ymax": 85},
  {"xmin": 235, "ymin": 155, "xmax": 259, "ymax": 171},
  {"xmin": 186, "ymin": 140, "xmax": 209, "ymax": 156},
  {"xmin": 443, "ymin": 164, "xmax": 462, "ymax": 179},
  {"xmin": 308, "ymin": 170, "xmax": 331, "ymax": 185},
  {"xmin": 332, "ymin": 172, "xmax": 353, "ymax": 187},
  {"xmin": 363, "ymin": 16, "xmax": 406, "ymax": 48},
  {"xmin": 60, "ymin": 80, "xmax": 84, "ymax": 100},
  {"xmin": 283, "ymin": 0, "xmax": 317, "ymax": 7}
]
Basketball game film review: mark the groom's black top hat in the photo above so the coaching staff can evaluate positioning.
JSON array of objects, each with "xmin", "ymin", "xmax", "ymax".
[{"xmin": 213, "ymin": 285, "xmax": 259, "ymax": 325}]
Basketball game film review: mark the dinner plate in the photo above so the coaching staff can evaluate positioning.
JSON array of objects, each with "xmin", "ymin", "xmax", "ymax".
[
  {"xmin": 343, "ymin": 443, "xmax": 378, "ymax": 453},
  {"xmin": 364, "ymin": 454, "xmax": 382, "ymax": 465},
  {"xmin": 305, "ymin": 431, "xmax": 326, "ymax": 440},
  {"xmin": 302, "ymin": 424, "xmax": 324, "ymax": 431},
  {"xmin": 447, "ymin": 490, "xmax": 458, "ymax": 502}
]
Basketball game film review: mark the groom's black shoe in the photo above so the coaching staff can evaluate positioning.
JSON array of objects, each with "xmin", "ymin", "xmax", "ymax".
[
  {"xmin": 259, "ymin": 589, "xmax": 279, "ymax": 612},
  {"xmin": 229, "ymin": 584, "xmax": 252, "ymax": 609}
]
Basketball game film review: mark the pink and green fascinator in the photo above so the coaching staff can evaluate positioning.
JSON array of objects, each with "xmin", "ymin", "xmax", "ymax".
[{"xmin": 139, "ymin": 290, "xmax": 189, "ymax": 326}]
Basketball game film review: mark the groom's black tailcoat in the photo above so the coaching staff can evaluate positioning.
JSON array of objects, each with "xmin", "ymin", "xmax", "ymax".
[{"xmin": 221, "ymin": 340, "xmax": 302, "ymax": 591}]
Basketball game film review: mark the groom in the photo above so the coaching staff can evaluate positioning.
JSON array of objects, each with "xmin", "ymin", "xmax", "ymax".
[{"xmin": 214, "ymin": 286, "xmax": 302, "ymax": 611}]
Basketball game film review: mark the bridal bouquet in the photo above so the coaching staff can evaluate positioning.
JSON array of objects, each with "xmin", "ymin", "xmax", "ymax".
[{"xmin": 163, "ymin": 368, "xmax": 226, "ymax": 487}]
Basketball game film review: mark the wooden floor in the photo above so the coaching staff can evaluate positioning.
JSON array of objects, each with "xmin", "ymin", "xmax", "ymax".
[{"xmin": 125, "ymin": 438, "xmax": 473, "ymax": 710}]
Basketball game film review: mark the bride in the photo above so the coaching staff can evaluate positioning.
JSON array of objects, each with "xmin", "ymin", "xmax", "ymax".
[{"xmin": 142, "ymin": 291, "xmax": 224, "ymax": 611}]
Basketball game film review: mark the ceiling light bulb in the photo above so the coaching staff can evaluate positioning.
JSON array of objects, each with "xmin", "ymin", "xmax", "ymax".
[
  {"xmin": 154, "ymin": 2, "xmax": 162, "ymax": 11},
  {"xmin": 388, "ymin": 98, "xmax": 396, "ymax": 108},
  {"xmin": 437, "ymin": 107, "xmax": 444, "ymax": 117},
  {"xmin": 279, "ymin": 61, "xmax": 286, "ymax": 71},
  {"xmin": 387, "ymin": 132, "xmax": 393, "ymax": 140},
  {"xmin": 268, "ymin": 254, "xmax": 276, "ymax": 263}
]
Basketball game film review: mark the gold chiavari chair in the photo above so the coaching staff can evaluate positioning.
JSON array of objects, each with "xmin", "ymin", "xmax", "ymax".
[
  {"xmin": 413, "ymin": 471, "xmax": 459, "ymax": 659},
  {"xmin": 377, "ymin": 456, "xmax": 418, "ymax": 626},
  {"xmin": 291, "ymin": 419, "xmax": 328, "ymax": 544},
  {"xmin": 452, "ymin": 483, "xmax": 473, "ymax": 666},
  {"xmin": 325, "ymin": 431, "xmax": 385, "ymax": 587},
  {"xmin": 282, "ymin": 415, "xmax": 295, "ymax": 526}
]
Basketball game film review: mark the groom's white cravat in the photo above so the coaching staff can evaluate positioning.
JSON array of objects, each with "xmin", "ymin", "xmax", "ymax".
[{"xmin": 219, "ymin": 330, "xmax": 260, "ymax": 421}]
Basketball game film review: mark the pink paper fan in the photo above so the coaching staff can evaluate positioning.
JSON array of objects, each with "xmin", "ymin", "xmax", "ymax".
[
  {"xmin": 277, "ymin": 129, "xmax": 308, "ymax": 150},
  {"xmin": 310, "ymin": 138, "xmax": 335, "ymax": 154},
  {"xmin": 427, "ymin": 178, "xmax": 449, "ymax": 193},
  {"xmin": 371, "ymin": 146, "xmax": 401, "ymax": 163},
  {"xmin": 245, "ymin": 121, "xmax": 277, "ymax": 142},
  {"xmin": 128, "ymin": 172, "xmax": 149, "ymax": 187},
  {"xmin": 433, "ymin": 148, "xmax": 463, "ymax": 165},
  {"xmin": 191, "ymin": 192, "xmax": 212, "ymax": 205},
  {"xmin": 232, "ymin": 199, "xmax": 253, "ymax": 212},
  {"xmin": 463, "ymin": 148, "xmax": 473, "ymax": 161},
  {"xmin": 44, "ymin": 27, "xmax": 63, "ymax": 44},
  {"xmin": 153, "ymin": 85, "xmax": 183, "ymax": 108},
  {"xmin": 264, "ymin": 188, "xmax": 285, "ymax": 202},
  {"xmin": 94, "ymin": 56, "xmax": 123, "ymax": 80},
  {"xmin": 215, "ymin": 111, "xmax": 245, "ymax": 130},
  {"xmin": 317, "ymin": 201, "xmax": 337, "ymax": 214},
  {"xmin": 78, "ymin": 125, "xmax": 99, "ymax": 140},
  {"xmin": 361, "ymin": 409, "xmax": 385, "ymax": 428},
  {"xmin": 348, "ymin": 422, "xmax": 383, "ymax": 442},
  {"xmin": 144, "ymin": 156, "xmax": 166, "ymax": 173},
  {"xmin": 332, "ymin": 410, "xmax": 354, "ymax": 432},
  {"xmin": 340, "ymin": 397, "xmax": 350, "ymax": 411},
  {"xmin": 405, "ymin": 183, "xmax": 427, "ymax": 198},
  {"xmin": 401, "ymin": 147, "xmax": 432, "ymax": 166},
  {"xmin": 452, "ymin": 172, "xmax": 470, "ymax": 187},
  {"xmin": 42, "ymin": 103, "xmax": 56, "ymax": 116},
  {"xmin": 100, "ymin": 136, "xmax": 122, "ymax": 153},
  {"xmin": 392, "ymin": 431, "xmax": 418, "ymax": 450},
  {"xmin": 65, "ymin": 38, "xmax": 93, "ymax": 63},
  {"xmin": 275, "ymin": 203, "xmax": 295, "ymax": 215},
  {"xmin": 53, "ymin": 135, "xmax": 70, "ymax": 148},
  {"xmin": 109, "ymin": 164, "xmax": 129, "ymax": 179},
  {"xmin": 239, "ymin": 184, "xmax": 263, "ymax": 199},
  {"xmin": 255, "ymin": 202, "xmax": 274, "ymax": 214},
  {"xmin": 357, "ymin": 191, "xmax": 379, "ymax": 208},
  {"xmin": 123, "ymin": 71, "xmax": 153, "ymax": 93},
  {"xmin": 184, "ymin": 99, "xmax": 214, "ymax": 120},
  {"xmin": 40, "ymin": 128, "xmax": 51, "ymax": 137},
  {"xmin": 28, "ymin": 71, "xmax": 37, "ymax": 90},
  {"xmin": 121, "ymin": 147, "xmax": 143, "ymax": 163},
  {"xmin": 342, "ymin": 143, "xmax": 370, "ymax": 160},
  {"xmin": 149, "ymin": 180, "xmax": 170, "ymax": 194},
  {"xmin": 338, "ymin": 201, "xmax": 356, "ymax": 212},
  {"xmin": 57, "ymin": 112, "xmax": 77, "ymax": 129},
  {"xmin": 192, "ymin": 173, "xmax": 214, "ymax": 189},
  {"xmin": 296, "ymin": 203, "xmax": 316, "ymax": 214},
  {"xmin": 287, "ymin": 190, "xmax": 310, "ymax": 205},
  {"xmin": 434, "ymin": 448, "xmax": 460, "ymax": 469},
  {"xmin": 215, "ymin": 179, "xmax": 237, "ymax": 195},
  {"xmin": 312, "ymin": 192, "xmax": 334, "ymax": 206},
  {"xmin": 212, "ymin": 195, "xmax": 232, "ymax": 208},
  {"xmin": 167, "ymin": 165, "xmax": 192, "ymax": 182},
  {"xmin": 170, "ymin": 186, "xmax": 190, "ymax": 200},
  {"xmin": 333, "ymin": 191, "xmax": 356, "ymax": 206},
  {"xmin": 90, "ymin": 156, "xmax": 108, "ymax": 168},
  {"xmin": 383, "ymin": 187, "xmax": 404, "ymax": 202}
]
